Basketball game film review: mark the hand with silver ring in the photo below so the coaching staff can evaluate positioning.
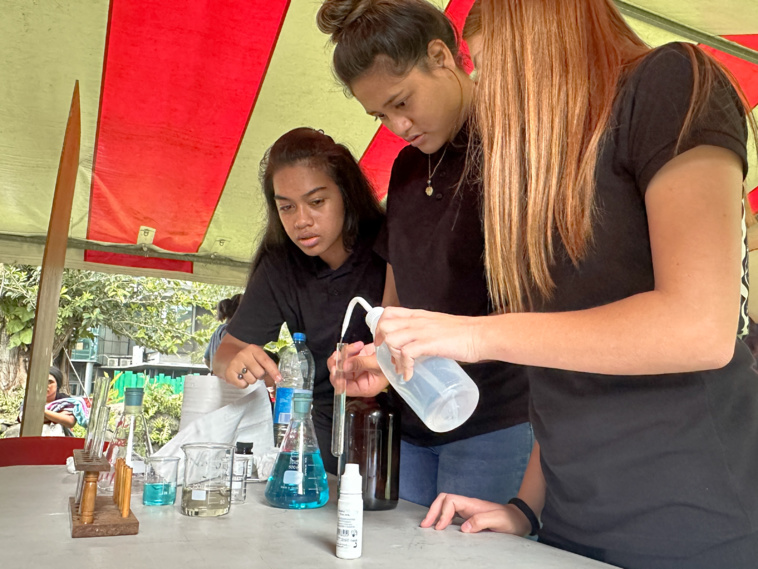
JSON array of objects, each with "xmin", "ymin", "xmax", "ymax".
[{"xmin": 223, "ymin": 343, "xmax": 281, "ymax": 389}]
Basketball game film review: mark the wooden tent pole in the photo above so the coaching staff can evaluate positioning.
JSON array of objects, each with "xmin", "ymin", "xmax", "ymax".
[{"xmin": 20, "ymin": 81, "xmax": 81, "ymax": 437}]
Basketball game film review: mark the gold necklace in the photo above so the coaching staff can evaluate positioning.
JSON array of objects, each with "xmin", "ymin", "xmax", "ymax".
[{"xmin": 426, "ymin": 145, "xmax": 448, "ymax": 197}]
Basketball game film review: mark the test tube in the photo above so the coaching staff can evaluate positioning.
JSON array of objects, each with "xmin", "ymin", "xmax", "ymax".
[
  {"xmin": 331, "ymin": 343, "xmax": 348, "ymax": 459},
  {"xmin": 85, "ymin": 376, "xmax": 110, "ymax": 457}
]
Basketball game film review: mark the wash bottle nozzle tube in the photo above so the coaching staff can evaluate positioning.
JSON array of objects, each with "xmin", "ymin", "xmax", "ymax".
[{"xmin": 340, "ymin": 296, "xmax": 374, "ymax": 341}]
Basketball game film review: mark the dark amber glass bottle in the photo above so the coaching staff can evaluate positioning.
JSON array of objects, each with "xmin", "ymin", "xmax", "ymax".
[{"xmin": 343, "ymin": 392, "xmax": 400, "ymax": 510}]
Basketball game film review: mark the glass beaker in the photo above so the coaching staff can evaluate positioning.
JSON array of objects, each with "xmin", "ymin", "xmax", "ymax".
[
  {"xmin": 143, "ymin": 456, "xmax": 179, "ymax": 506},
  {"xmin": 181, "ymin": 443, "xmax": 234, "ymax": 517}
]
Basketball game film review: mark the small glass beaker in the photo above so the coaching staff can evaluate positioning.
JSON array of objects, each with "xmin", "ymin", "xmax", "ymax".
[
  {"xmin": 181, "ymin": 443, "xmax": 234, "ymax": 517},
  {"xmin": 143, "ymin": 456, "xmax": 179, "ymax": 506}
]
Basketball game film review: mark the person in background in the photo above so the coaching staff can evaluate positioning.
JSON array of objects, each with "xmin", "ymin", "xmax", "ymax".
[
  {"xmin": 204, "ymin": 294, "xmax": 242, "ymax": 371},
  {"xmin": 317, "ymin": 0, "xmax": 532, "ymax": 508},
  {"xmin": 212, "ymin": 127, "xmax": 386, "ymax": 474},
  {"xmin": 379, "ymin": 1, "xmax": 758, "ymax": 567},
  {"xmin": 14, "ymin": 366, "xmax": 77, "ymax": 437}
]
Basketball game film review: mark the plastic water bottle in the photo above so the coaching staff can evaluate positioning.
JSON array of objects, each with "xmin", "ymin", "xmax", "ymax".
[
  {"xmin": 365, "ymin": 307, "xmax": 479, "ymax": 433},
  {"xmin": 293, "ymin": 332, "xmax": 315, "ymax": 391},
  {"xmin": 273, "ymin": 333, "xmax": 316, "ymax": 446},
  {"xmin": 265, "ymin": 392, "xmax": 329, "ymax": 509},
  {"xmin": 273, "ymin": 345, "xmax": 301, "ymax": 446}
]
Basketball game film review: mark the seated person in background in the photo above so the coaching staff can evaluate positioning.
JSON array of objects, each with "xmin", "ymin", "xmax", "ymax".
[
  {"xmin": 14, "ymin": 366, "xmax": 77, "ymax": 437},
  {"xmin": 204, "ymin": 294, "xmax": 242, "ymax": 371}
]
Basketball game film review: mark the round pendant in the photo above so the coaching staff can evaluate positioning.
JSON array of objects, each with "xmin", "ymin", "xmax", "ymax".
[{"xmin": 425, "ymin": 185, "xmax": 433, "ymax": 197}]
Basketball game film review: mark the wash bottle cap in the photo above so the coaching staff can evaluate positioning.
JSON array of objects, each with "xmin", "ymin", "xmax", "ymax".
[
  {"xmin": 340, "ymin": 463, "xmax": 362, "ymax": 494},
  {"xmin": 365, "ymin": 306, "xmax": 385, "ymax": 336}
]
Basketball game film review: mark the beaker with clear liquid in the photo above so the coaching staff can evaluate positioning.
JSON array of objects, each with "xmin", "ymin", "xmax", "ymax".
[
  {"xmin": 181, "ymin": 443, "xmax": 234, "ymax": 517},
  {"xmin": 265, "ymin": 392, "xmax": 329, "ymax": 509}
]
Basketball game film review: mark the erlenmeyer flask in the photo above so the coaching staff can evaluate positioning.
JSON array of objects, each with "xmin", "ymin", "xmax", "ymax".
[
  {"xmin": 265, "ymin": 392, "xmax": 329, "ymax": 509},
  {"xmin": 98, "ymin": 387, "xmax": 153, "ymax": 494}
]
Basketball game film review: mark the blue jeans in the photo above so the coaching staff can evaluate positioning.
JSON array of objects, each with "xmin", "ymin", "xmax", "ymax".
[{"xmin": 399, "ymin": 422, "xmax": 534, "ymax": 507}]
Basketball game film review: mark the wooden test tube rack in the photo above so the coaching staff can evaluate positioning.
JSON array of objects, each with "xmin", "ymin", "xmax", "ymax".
[{"xmin": 68, "ymin": 450, "xmax": 139, "ymax": 538}]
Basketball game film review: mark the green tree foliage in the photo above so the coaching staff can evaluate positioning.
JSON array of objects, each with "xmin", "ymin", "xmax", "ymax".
[
  {"xmin": 142, "ymin": 383, "xmax": 183, "ymax": 449},
  {"xmin": 0, "ymin": 386, "xmax": 24, "ymax": 436},
  {"xmin": 0, "ymin": 263, "xmax": 242, "ymax": 361}
]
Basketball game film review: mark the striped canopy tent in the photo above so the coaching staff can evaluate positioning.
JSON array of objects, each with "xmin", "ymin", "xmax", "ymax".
[{"xmin": 1, "ymin": 0, "xmax": 757, "ymax": 287}]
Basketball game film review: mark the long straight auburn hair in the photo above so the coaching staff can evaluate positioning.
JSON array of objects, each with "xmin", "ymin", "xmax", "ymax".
[{"xmin": 470, "ymin": 0, "xmax": 754, "ymax": 313}]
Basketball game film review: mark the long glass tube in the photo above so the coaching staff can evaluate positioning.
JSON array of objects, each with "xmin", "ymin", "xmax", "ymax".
[{"xmin": 331, "ymin": 343, "xmax": 348, "ymax": 459}]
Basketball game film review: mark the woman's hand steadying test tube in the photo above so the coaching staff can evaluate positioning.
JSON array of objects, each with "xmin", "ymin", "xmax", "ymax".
[{"xmin": 328, "ymin": 341, "xmax": 389, "ymax": 398}]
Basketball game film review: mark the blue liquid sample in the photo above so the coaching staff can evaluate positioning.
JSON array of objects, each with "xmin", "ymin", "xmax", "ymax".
[
  {"xmin": 265, "ymin": 451, "xmax": 329, "ymax": 509},
  {"xmin": 143, "ymin": 482, "xmax": 176, "ymax": 506}
]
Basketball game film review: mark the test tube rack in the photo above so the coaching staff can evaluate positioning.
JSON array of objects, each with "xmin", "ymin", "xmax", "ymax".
[{"xmin": 68, "ymin": 451, "xmax": 139, "ymax": 538}]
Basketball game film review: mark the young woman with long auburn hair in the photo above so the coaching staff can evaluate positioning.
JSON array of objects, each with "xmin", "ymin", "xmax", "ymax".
[
  {"xmin": 377, "ymin": 1, "xmax": 758, "ymax": 567},
  {"xmin": 317, "ymin": 0, "xmax": 533, "ymax": 507}
]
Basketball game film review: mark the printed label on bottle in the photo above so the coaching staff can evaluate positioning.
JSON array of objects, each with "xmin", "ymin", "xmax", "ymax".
[
  {"xmin": 337, "ymin": 505, "xmax": 363, "ymax": 554},
  {"xmin": 273, "ymin": 387, "xmax": 295, "ymax": 425},
  {"xmin": 191, "ymin": 489, "xmax": 207, "ymax": 500},
  {"xmin": 232, "ymin": 461, "xmax": 245, "ymax": 488},
  {"xmin": 233, "ymin": 457, "xmax": 247, "ymax": 476}
]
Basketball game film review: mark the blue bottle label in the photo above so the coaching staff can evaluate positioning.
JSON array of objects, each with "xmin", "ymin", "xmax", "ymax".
[{"xmin": 273, "ymin": 387, "xmax": 295, "ymax": 425}]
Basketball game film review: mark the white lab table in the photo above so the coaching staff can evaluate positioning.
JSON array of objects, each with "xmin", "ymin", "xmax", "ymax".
[{"xmin": 0, "ymin": 466, "xmax": 616, "ymax": 568}]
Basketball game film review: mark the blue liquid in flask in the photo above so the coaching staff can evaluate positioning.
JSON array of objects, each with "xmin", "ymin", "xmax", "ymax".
[
  {"xmin": 265, "ymin": 450, "xmax": 329, "ymax": 509},
  {"xmin": 143, "ymin": 482, "xmax": 176, "ymax": 506}
]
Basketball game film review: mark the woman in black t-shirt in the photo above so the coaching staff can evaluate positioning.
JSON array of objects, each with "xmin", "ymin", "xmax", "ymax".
[
  {"xmin": 317, "ymin": 0, "xmax": 532, "ymax": 507},
  {"xmin": 213, "ymin": 128, "xmax": 385, "ymax": 474},
  {"xmin": 379, "ymin": 2, "xmax": 758, "ymax": 568}
]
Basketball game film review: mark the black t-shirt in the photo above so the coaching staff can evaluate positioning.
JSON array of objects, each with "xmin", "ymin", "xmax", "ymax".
[
  {"xmin": 226, "ymin": 234, "xmax": 386, "ymax": 447},
  {"xmin": 531, "ymin": 43, "xmax": 757, "ymax": 557},
  {"xmin": 376, "ymin": 123, "xmax": 530, "ymax": 446}
]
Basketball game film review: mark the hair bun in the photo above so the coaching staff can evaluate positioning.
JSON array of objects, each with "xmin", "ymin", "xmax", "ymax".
[{"xmin": 316, "ymin": 0, "xmax": 371, "ymax": 41}]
